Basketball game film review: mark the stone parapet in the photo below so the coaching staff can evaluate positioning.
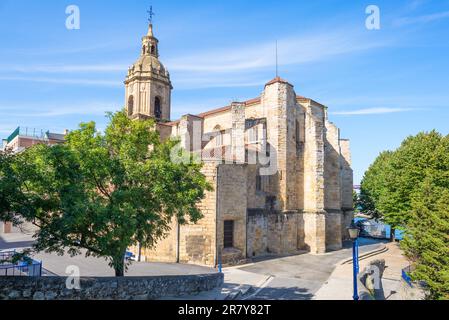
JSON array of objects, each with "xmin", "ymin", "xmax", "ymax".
[{"xmin": 0, "ymin": 273, "xmax": 224, "ymax": 300}]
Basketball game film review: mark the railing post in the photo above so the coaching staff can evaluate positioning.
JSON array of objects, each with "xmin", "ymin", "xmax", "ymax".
[{"xmin": 352, "ymin": 239, "xmax": 359, "ymax": 301}]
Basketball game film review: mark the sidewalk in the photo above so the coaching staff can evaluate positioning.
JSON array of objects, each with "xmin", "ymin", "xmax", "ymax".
[
  {"xmin": 164, "ymin": 267, "xmax": 271, "ymax": 300},
  {"xmin": 313, "ymin": 242, "xmax": 409, "ymax": 300}
]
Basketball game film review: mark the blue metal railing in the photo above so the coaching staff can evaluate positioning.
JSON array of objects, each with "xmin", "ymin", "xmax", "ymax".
[
  {"xmin": 402, "ymin": 266, "xmax": 412, "ymax": 287},
  {"xmin": 0, "ymin": 250, "xmax": 42, "ymax": 277}
]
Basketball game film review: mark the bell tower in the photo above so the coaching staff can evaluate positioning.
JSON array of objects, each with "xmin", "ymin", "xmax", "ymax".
[{"xmin": 125, "ymin": 22, "xmax": 172, "ymax": 121}]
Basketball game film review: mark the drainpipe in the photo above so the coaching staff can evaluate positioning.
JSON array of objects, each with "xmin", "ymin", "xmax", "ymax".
[
  {"xmin": 176, "ymin": 219, "xmax": 180, "ymax": 263},
  {"xmin": 214, "ymin": 167, "xmax": 220, "ymax": 269}
]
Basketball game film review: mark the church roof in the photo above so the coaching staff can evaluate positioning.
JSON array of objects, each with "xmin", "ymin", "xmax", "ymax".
[
  {"xmin": 264, "ymin": 76, "xmax": 293, "ymax": 87},
  {"xmin": 130, "ymin": 55, "xmax": 166, "ymax": 74},
  {"xmin": 165, "ymin": 94, "xmax": 326, "ymax": 127},
  {"xmin": 165, "ymin": 98, "xmax": 261, "ymax": 126}
]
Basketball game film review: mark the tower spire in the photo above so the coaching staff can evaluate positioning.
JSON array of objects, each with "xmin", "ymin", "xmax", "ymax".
[
  {"xmin": 147, "ymin": 23, "xmax": 154, "ymax": 37},
  {"xmin": 141, "ymin": 7, "xmax": 159, "ymax": 58}
]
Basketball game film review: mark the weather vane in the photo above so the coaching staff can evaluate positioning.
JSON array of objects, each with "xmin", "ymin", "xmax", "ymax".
[{"xmin": 147, "ymin": 6, "xmax": 155, "ymax": 24}]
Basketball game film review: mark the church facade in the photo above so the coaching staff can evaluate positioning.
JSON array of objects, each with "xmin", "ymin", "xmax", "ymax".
[{"xmin": 127, "ymin": 24, "xmax": 354, "ymax": 266}]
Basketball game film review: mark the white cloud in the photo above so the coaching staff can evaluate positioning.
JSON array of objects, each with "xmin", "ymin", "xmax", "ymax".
[
  {"xmin": 3, "ymin": 41, "xmax": 131, "ymax": 57},
  {"xmin": 332, "ymin": 107, "xmax": 417, "ymax": 115},
  {"xmin": 3, "ymin": 64, "xmax": 128, "ymax": 73},
  {"xmin": 161, "ymin": 28, "xmax": 393, "ymax": 90},
  {"xmin": 0, "ymin": 101, "xmax": 122, "ymax": 118},
  {"xmin": 394, "ymin": 10, "xmax": 449, "ymax": 26},
  {"xmin": 165, "ymin": 29, "xmax": 390, "ymax": 74},
  {"xmin": 0, "ymin": 76, "xmax": 122, "ymax": 87},
  {"xmin": 0, "ymin": 27, "xmax": 393, "ymax": 90},
  {"xmin": 407, "ymin": 0, "xmax": 428, "ymax": 10}
]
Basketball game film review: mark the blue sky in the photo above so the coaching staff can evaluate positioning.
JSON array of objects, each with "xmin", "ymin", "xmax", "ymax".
[{"xmin": 1, "ymin": 0, "xmax": 448, "ymax": 183}]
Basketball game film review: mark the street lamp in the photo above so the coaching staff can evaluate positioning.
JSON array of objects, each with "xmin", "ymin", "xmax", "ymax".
[{"xmin": 348, "ymin": 221, "xmax": 360, "ymax": 301}]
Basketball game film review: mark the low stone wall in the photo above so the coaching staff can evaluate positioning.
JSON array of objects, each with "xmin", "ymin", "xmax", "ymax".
[{"xmin": 0, "ymin": 273, "xmax": 224, "ymax": 300}]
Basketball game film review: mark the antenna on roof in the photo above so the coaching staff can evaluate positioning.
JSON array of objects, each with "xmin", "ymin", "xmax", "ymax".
[{"xmin": 275, "ymin": 40, "xmax": 279, "ymax": 78}]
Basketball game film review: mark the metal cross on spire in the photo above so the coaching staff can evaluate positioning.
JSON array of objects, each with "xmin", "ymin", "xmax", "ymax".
[{"xmin": 147, "ymin": 6, "xmax": 156, "ymax": 24}]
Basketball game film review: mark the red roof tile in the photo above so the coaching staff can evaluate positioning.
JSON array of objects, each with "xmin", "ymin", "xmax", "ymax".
[{"xmin": 265, "ymin": 77, "xmax": 293, "ymax": 86}]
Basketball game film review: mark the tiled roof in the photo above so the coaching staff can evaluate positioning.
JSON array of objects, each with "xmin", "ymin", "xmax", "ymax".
[
  {"xmin": 164, "ymin": 79, "xmax": 326, "ymax": 126},
  {"xmin": 264, "ymin": 76, "xmax": 293, "ymax": 86}
]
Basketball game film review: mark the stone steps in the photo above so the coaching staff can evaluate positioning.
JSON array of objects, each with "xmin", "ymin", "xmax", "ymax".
[
  {"xmin": 223, "ymin": 284, "xmax": 253, "ymax": 300},
  {"xmin": 341, "ymin": 245, "xmax": 388, "ymax": 265}
]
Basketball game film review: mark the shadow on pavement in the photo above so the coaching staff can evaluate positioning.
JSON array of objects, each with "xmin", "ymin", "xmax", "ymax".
[
  {"xmin": 240, "ymin": 238, "xmax": 387, "ymax": 265},
  {"xmin": 250, "ymin": 286, "xmax": 314, "ymax": 300}
]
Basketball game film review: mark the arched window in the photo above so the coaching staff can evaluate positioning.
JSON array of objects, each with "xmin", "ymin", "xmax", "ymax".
[
  {"xmin": 128, "ymin": 95, "xmax": 134, "ymax": 116},
  {"xmin": 154, "ymin": 97, "xmax": 162, "ymax": 119}
]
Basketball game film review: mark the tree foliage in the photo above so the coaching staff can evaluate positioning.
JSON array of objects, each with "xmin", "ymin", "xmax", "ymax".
[
  {"xmin": 359, "ymin": 130, "xmax": 449, "ymax": 299},
  {"xmin": 358, "ymin": 151, "xmax": 393, "ymax": 220},
  {"xmin": 0, "ymin": 110, "xmax": 212, "ymax": 276}
]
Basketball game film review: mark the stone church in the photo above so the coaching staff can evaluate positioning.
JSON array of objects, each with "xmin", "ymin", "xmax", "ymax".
[{"xmin": 127, "ymin": 23, "xmax": 354, "ymax": 266}]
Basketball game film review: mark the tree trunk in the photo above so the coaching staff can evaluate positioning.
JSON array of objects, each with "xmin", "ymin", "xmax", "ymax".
[
  {"xmin": 138, "ymin": 242, "xmax": 142, "ymax": 262},
  {"xmin": 390, "ymin": 228, "xmax": 396, "ymax": 242},
  {"xmin": 115, "ymin": 266, "xmax": 124, "ymax": 277},
  {"xmin": 113, "ymin": 254, "xmax": 125, "ymax": 277}
]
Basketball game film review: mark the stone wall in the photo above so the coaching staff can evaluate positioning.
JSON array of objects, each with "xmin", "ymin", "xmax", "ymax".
[
  {"xmin": 141, "ymin": 78, "xmax": 353, "ymax": 266},
  {"xmin": 300, "ymin": 212, "xmax": 326, "ymax": 253},
  {"xmin": 303, "ymin": 102, "xmax": 325, "ymax": 213},
  {"xmin": 268, "ymin": 212, "xmax": 298, "ymax": 254},
  {"xmin": 325, "ymin": 212, "xmax": 342, "ymax": 251},
  {"xmin": 324, "ymin": 121, "xmax": 342, "ymax": 211},
  {"xmin": 262, "ymin": 80, "xmax": 299, "ymax": 211},
  {"xmin": 141, "ymin": 162, "xmax": 218, "ymax": 266},
  {"xmin": 216, "ymin": 164, "xmax": 248, "ymax": 263},
  {"xmin": 178, "ymin": 162, "xmax": 218, "ymax": 266},
  {"xmin": 246, "ymin": 210, "xmax": 269, "ymax": 257},
  {"xmin": 231, "ymin": 102, "xmax": 246, "ymax": 164},
  {"xmin": 0, "ymin": 273, "xmax": 224, "ymax": 300},
  {"xmin": 339, "ymin": 139, "xmax": 354, "ymax": 239},
  {"xmin": 246, "ymin": 210, "xmax": 299, "ymax": 256}
]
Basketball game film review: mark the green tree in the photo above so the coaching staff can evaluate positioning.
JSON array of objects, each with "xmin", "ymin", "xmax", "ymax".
[
  {"xmin": 360, "ymin": 132, "xmax": 444, "ymax": 240},
  {"xmin": 358, "ymin": 151, "xmax": 393, "ymax": 230},
  {"xmin": 0, "ymin": 110, "xmax": 211, "ymax": 276},
  {"xmin": 360, "ymin": 131, "xmax": 449, "ymax": 299},
  {"xmin": 380, "ymin": 132, "xmax": 444, "ymax": 232},
  {"xmin": 401, "ymin": 180, "xmax": 449, "ymax": 300}
]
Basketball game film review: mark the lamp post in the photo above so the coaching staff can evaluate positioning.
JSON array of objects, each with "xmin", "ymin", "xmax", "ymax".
[{"xmin": 348, "ymin": 221, "xmax": 360, "ymax": 301}]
